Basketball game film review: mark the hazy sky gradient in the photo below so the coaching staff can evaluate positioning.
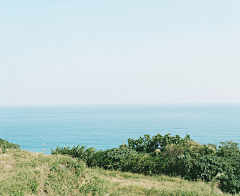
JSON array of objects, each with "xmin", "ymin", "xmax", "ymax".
[{"xmin": 1, "ymin": 0, "xmax": 239, "ymax": 105}]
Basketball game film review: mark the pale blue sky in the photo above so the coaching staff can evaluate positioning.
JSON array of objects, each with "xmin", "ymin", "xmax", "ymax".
[{"xmin": 0, "ymin": 0, "xmax": 239, "ymax": 105}]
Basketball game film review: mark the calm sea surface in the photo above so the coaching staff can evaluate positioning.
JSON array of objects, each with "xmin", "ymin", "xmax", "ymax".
[{"xmin": 0, "ymin": 104, "xmax": 239, "ymax": 154}]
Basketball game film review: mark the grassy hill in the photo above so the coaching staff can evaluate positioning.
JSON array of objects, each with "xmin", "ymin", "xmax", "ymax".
[
  {"xmin": 0, "ymin": 148, "xmax": 235, "ymax": 196},
  {"xmin": 1, "ymin": 135, "xmax": 240, "ymax": 196}
]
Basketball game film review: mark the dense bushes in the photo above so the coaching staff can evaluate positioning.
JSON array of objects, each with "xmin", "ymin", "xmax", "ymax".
[
  {"xmin": 0, "ymin": 138, "xmax": 20, "ymax": 153},
  {"xmin": 128, "ymin": 133, "xmax": 191, "ymax": 153},
  {"xmin": 51, "ymin": 133, "xmax": 240, "ymax": 194}
]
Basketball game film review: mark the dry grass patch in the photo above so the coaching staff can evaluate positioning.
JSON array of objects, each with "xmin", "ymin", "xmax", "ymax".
[
  {"xmin": 88, "ymin": 168, "xmax": 231, "ymax": 196},
  {"xmin": 0, "ymin": 149, "xmax": 109, "ymax": 195},
  {"xmin": 0, "ymin": 151, "xmax": 16, "ymax": 180}
]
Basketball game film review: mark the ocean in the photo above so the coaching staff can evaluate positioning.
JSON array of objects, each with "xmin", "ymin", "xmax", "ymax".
[{"xmin": 0, "ymin": 104, "xmax": 239, "ymax": 154}]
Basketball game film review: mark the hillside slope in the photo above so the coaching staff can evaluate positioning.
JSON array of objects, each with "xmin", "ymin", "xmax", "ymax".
[{"xmin": 0, "ymin": 148, "xmax": 234, "ymax": 196}]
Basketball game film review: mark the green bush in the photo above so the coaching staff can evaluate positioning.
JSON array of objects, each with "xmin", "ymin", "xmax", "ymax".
[
  {"xmin": 216, "ymin": 141, "xmax": 240, "ymax": 193},
  {"xmin": 0, "ymin": 138, "xmax": 20, "ymax": 153},
  {"xmin": 51, "ymin": 133, "xmax": 240, "ymax": 194},
  {"xmin": 128, "ymin": 133, "xmax": 191, "ymax": 153}
]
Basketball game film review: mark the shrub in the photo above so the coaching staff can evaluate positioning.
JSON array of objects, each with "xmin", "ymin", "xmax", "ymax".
[
  {"xmin": 128, "ymin": 133, "xmax": 191, "ymax": 153},
  {"xmin": 51, "ymin": 134, "xmax": 240, "ymax": 194},
  {"xmin": 0, "ymin": 138, "xmax": 20, "ymax": 153}
]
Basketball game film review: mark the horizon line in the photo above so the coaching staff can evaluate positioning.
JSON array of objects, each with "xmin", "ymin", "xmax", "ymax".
[{"xmin": 0, "ymin": 102, "xmax": 239, "ymax": 107}]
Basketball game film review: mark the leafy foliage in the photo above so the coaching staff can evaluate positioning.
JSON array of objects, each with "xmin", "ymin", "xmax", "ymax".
[
  {"xmin": 0, "ymin": 138, "xmax": 20, "ymax": 153},
  {"xmin": 52, "ymin": 133, "xmax": 240, "ymax": 194},
  {"xmin": 128, "ymin": 133, "xmax": 191, "ymax": 153}
]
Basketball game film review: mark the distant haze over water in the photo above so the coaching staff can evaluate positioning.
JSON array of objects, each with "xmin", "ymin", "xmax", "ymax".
[{"xmin": 0, "ymin": 104, "xmax": 239, "ymax": 154}]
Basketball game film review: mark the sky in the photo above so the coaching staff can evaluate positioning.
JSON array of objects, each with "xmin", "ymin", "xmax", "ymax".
[{"xmin": 0, "ymin": 0, "xmax": 239, "ymax": 105}]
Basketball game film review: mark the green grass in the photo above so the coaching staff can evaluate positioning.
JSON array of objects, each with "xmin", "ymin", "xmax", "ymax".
[{"xmin": 0, "ymin": 148, "xmax": 238, "ymax": 196}]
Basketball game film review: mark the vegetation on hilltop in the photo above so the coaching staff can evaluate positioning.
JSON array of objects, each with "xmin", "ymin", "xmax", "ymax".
[
  {"xmin": 52, "ymin": 133, "xmax": 240, "ymax": 194},
  {"xmin": 0, "ymin": 135, "xmax": 239, "ymax": 195}
]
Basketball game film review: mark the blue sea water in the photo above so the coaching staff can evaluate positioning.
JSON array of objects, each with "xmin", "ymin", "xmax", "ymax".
[{"xmin": 0, "ymin": 104, "xmax": 239, "ymax": 154}]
